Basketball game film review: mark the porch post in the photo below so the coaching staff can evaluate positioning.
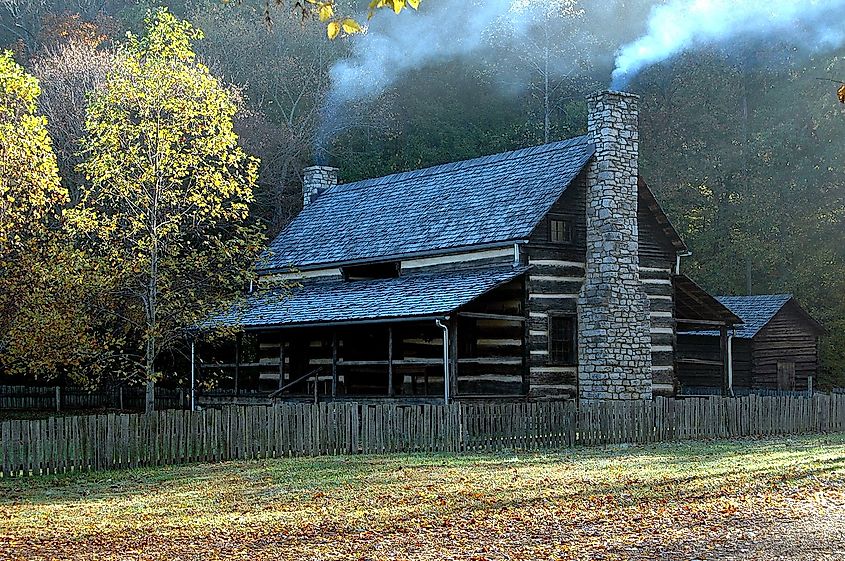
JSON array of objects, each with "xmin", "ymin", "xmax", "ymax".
[
  {"xmin": 332, "ymin": 332, "xmax": 338, "ymax": 397},
  {"xmin": 234, "ymin": 332, "xmax": 242, "ymax": 397},
  {"xmin": 278, "ymin": 337, "xmax": 285, "ymax": 390},
  {"xmin": 436, "ymin": 319, "xmax": 449, "ymax": 403},
  {"xmin": 719, "ymin": 325, "xmax": 729, "ymax": 396},
  {"xmin": 190, "ymin": 339, "xmax": 196, "ymax": 411},
  {"xmin": 388, "ymin": 327, "xmax": 394, "ymax": 397},
  {"xmin": 449, "ymin": 317, "xmax": 459, "ymax": 400}
]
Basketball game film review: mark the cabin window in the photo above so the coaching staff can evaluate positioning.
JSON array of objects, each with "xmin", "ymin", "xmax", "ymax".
[
  {"xmin": 548, "ymin": 315, "xmax": 576, "ymax": 365},
  {"xmin": 549, "ymin": 218, "xmax": 573, "ymax": 244},
  {"xmin": 341, "ymin": 262, "xmax": 400, "ymax": 281}
]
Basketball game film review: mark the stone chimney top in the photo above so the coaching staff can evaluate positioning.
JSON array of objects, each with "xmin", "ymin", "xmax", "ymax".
[
  {"xmin": 302, "ymin": 165, "xmax": 339, "ymax": 206},
  {"xmin": 585, "ymin": 90, "xmax": 639, "ymax": 154},
  {"xmin": 585, "ymin": 89, "xmax": 639, "ymax": 103}
]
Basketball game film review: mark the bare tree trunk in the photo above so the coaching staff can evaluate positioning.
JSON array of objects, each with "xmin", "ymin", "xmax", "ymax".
[
  {"xmin": 145, "ymin": 171, "xmax": 160, "ymax": 413},
  {"xmin": 145, "ymin": 377, "xmax": 155, "ymax": 413},
  {"xmin": 145, "ymin": 331, "xmax": 156, "ymax": 413},
  {"xmin": 543, "ymin": 35, "xmax": 550, "ymax": 144}
]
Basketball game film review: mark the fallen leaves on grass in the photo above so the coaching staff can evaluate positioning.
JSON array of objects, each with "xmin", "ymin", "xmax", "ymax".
[{"xmin": 1, "ymin": 436, "xmax": 845, "ymax": 560}]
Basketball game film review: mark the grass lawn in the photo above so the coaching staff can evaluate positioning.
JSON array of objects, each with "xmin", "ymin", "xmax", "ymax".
[{"xmin": 1, "ymin": 435, "xmax": 845, "ymax": 561}]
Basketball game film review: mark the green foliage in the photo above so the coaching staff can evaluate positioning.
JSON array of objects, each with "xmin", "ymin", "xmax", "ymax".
[
  {"xmin": 333, "ymin": 61, "xmax": 585, "ymax": 181},
  {"xmin": 68, "ymin": 8, "xmax": 264, "ymax": 406},
  {"xmin": 284, "ymin": 0, "xmax": 418, "ymax": 39},
  {"xmin": 637, "ymin": 46, "xmax": 845, "ymax": 385},
  {"xmin": 0, "ymin": 239, "xmax": 114, "ymax": 383},
  {"xmin": 2, "ymin": 4, "xmax": 845, "ymax": 389}
]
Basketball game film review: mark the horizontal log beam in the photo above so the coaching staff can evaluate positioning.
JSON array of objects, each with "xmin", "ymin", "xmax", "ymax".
[
  {"xmin": 676, "ymin": 358, "xmax": 723, "ymax": 366},
  {"xmin": 200, "ymin": 362, "xmax": 265, "ymax": 369},
  {"xmin": 458, "ymin": 312, "xmax": 526, "ymax": 323}
]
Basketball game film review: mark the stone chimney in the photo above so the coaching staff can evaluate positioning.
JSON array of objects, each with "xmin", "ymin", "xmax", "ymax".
[
  {"xmin": 302, "ymin": 165, "xmax": 338, "ymax": 206},
  {"xmin": 577, "ymin": 91, "xmax": 652, "ymax": 401}
]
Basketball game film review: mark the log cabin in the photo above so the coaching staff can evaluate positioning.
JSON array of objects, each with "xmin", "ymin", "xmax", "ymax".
[
  {"xmin": 677, "ymin": 294, "xmax": 825, "ymax": 394},
  {"xmin": 200, "ymin": 90, "xmax": 740, "ymax": 404}
]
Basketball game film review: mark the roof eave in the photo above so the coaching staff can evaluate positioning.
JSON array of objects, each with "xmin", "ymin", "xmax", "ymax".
[
  {"xmin": 637, "ymin": 176, "xmax": 688, "ymax": 253},
  {"xmin": 257, "ymin": 239, "xmax": 530, "ymax": 275}
]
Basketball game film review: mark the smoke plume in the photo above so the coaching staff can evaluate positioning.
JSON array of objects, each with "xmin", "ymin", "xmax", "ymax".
[
  {"xmin": 317, "ymin": 0, "xmax": 635, "ymax": 154},
  {"xmin": 319, "ymin": 0, "xmax": 845, "ymax": 152},
  {"xmin": 612, "ymin": 0, "xmax": 845, "ymax": 89}
]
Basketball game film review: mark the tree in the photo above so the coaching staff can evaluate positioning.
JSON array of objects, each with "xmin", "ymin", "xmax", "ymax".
[
  {"xmin": 31, "ymin": 18, "xmax": 115, "ymax": 202},
  {"xmin": 0, "ymin": 50, "xmax": 99, "ymax": 382},
  {"xmin": 0, "ymin": 49, "xmax": 66, "ymax": 257},
  {"xmin": 492, "ymin": 0, "xmax": 598, "ymax": 144},
  {"xmin": 271, "ymin": 0, "xmax": 419, "ymax": 38},
  {"xmin": 191, "ymin": 0, "xmax": 340, "ymax": 236},
  {"xmin": 69, "ymin": 8, "xmax": 264, "ymax": 412}
]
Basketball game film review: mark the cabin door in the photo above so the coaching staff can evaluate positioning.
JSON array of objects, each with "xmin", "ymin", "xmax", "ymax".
[{"xmin": 777, "ymin": 361, "xmax": 796, "ymax": 391}]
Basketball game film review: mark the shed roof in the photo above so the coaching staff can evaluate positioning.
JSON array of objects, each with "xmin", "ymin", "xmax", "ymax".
[
  {"xmin": 683, "ymin": 294, "xmax": 823, "ymax": 339},
  {"xmin": 715, "ymin": 295, "xmax": 793, "ymax": 338},
  {"xmin": 261, "ymin": 137, "xmax": 594, "ymax": 271},
  {"xmin": 206, "ymin": 265, "xmax": 529, "ymax": 330}
]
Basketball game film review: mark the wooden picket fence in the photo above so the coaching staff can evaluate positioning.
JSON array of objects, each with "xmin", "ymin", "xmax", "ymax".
[
  {"xmin": 2, "ymin": 394, "xmax": 845, "ymax": 478},
  {"xmin": 0, "ymin": 385, "xmax": 185, "ymax": 412}
]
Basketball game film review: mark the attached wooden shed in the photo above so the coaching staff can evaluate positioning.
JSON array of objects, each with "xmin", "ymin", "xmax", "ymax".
[{"xmin": 677, "ymin": 294, "xmax": 826, "ymax": 393}]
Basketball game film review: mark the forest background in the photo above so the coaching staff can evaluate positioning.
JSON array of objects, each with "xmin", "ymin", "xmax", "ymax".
[{"xmin": 2, "ymin": 0, "xmax": 843, "ymax": 389}]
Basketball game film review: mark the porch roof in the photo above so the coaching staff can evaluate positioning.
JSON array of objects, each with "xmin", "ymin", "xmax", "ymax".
[
  {"xmin": 205, "ymin": 265, "xmax": 530, "ymax": 330},
  {"xmin": 673, "ymin": 275, "xmax": 743, "ymax": 330},
  {"xmin": 681, "ymin": 294, "xmax": 824, "ymax": 339}
]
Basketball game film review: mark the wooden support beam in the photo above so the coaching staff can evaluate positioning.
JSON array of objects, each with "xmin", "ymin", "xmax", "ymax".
[
  {"xmin": 332, "ymin": 332, "xmax": 338, "ymax": 397},
  {"xmin": 457, "ymin": 312, "xmax": 526, "ymax": 323},
  {"xmin": 278, "ymin": 337, "xmax": 285, "ymax": 391},
  {"xmin": 720, "ymin": 325, "xmax": 729, "ymax": 396},
  {"xmin": 449, "ymin": 317, "xmax": 459, "ymax": 399},
  {"xmin": 388, "ymin": 327, "xmax": 394, "ymax": 397},
  {"xmin": 522, "ymin": 276, "xmax": 530, "ymax": 396},
  {"xmin": 677, "ymin": 319, "xmax": 733, "ymax": 328},
  {"xmin": 676, "ymin": 358, "xmax": 723, "ymax": 366},
  {"xmin": 200, "ymin": 362, "xmax": 264, "ymax": 369},
  {"xmin": 234, "ymin": 332, "xmax": 242, "ymax": 396}
]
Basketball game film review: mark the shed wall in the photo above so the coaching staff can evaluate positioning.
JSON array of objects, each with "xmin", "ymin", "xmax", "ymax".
[{"xmin": 751, "ymin": 305, "xmax": 820, "ymax": 390}]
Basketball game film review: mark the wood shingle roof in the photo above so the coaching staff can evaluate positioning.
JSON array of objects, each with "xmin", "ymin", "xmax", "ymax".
[{"xmin": 261, "ymin": 137, "xmax": 594, "ymax": 271}]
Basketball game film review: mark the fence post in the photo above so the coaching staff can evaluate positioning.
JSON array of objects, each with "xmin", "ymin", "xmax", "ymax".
[{"xmin": 55, "ymin": 386, "xmax": 61, "ymax": 413}]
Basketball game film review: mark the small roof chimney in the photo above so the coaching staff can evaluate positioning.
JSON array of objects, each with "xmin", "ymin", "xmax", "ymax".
[{"xmin": 302, "ymin": 165, "xmax": 339, "ymax": 206}]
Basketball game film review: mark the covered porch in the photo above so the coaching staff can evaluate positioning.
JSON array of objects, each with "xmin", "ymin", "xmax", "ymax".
[
  {"xmin": 673, "ymin": 274, "xmax": 743, "ymax": 395},
  {"xmin": 195, "ymin": 266, "xmax": 530, "ymax": 406}
]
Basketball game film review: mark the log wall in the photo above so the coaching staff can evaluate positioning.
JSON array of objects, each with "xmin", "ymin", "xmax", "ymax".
[
  {"xmin": 524, "ymin": 174, "xmax": 680, "ymax": 398},
  {"xmin": 752, "ymin": 304, "xmax": 820, "ymax": 390}
]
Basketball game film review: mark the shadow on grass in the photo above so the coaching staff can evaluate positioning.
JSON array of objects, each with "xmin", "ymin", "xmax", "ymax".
[{"xmin": 2, "ymin": 433, "xmax": 844, "ymax": 510}]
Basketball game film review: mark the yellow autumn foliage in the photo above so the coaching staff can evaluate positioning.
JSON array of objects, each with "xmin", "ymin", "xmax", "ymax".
[{"xmin": 0, "ymin": 51, "xmax": 67, "ymax": 258}]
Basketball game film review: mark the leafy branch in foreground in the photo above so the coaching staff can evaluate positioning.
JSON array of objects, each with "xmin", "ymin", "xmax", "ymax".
[{"xmin": 271, "ymin": 0, "xmax": 421, "ymax": 39}]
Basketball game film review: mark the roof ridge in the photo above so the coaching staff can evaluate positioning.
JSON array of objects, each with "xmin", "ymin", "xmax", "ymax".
[
  {"xmin": 716, "ymin": 293, "xmax": 793, "ymax": 300},
  {"xmin": 321, "ymin": 135, "xmax": 590, "ymax": 197}
]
